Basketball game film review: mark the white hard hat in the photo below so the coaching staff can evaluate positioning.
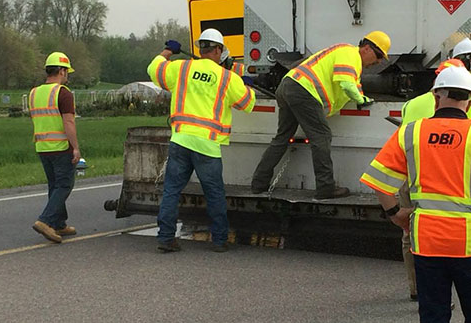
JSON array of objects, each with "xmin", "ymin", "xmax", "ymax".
[
  {"xmin": 219, "ymin": 48, "xmax": 230, "ymax": 64},
  {"xmin": 432, "ymin": 66, "xmax": 471, "ymax": 92},
  {"xmin": 452, "ymin": 38, "xmax": 471, "ymax": 57},
  {"xmin": 195, "ymin": 28, "xmax": 226, "ymax": 50}
]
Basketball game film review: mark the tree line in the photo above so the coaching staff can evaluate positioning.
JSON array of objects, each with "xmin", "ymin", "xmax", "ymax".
[{"xmin": 0, "ymin": 0, "xmax": 190, "ymax": 89}]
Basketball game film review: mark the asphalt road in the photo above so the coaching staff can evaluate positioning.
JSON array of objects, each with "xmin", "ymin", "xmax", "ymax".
[
  {"xmin": 0, "ymin": 175, "xmax": 154, "ymax": 250},
  {"xmin": 0, "ymin": 176, "xmax": 465, "ymax": 322}
]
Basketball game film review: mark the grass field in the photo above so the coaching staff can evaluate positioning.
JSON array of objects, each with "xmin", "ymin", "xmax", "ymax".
[{"xmin": 0, "ymin": 116, "xmax": 168, "ymax": 189}]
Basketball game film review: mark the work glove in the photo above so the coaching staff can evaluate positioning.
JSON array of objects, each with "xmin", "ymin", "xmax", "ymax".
[
  {"xmin": 164, "ymin": 40, "xmax": 181, "ymax": 54},
  {"xmin": 241, "ymin": 76, "xmax": 254, "ymax": 87},
  {"xmin": 357, "ymin": 96, "xmax": 374, "ymax": 110}
]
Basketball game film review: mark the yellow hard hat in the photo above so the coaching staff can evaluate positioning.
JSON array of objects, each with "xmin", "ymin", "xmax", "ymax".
[
  {"xmin": 364, "ymin": 31, "xmax": 391, "ymax": 60},
  {"xmin": 44, "ymin": 52, "xmax": 75, "ymax": 73}
]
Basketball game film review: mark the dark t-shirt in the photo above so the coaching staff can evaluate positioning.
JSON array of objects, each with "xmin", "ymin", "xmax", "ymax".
[{"xmin": 39, "ymin": 87, "xmax": 75, "ymax": 155}]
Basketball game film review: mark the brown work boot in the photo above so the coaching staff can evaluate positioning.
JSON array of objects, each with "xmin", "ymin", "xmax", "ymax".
[
  {"xmin": 315, "ymin": 187, "xmax": 350, "ymax": 199},
  {"xmin": 56, "ymin": 226, "xmax": 76, "ymax": 236},
  {"xmin": 157, "ymin": 239, "xmax": 181, "ymax": 253},
  {"xmin": 32, "ymin": 221, "xmax": 62, "ymax": 243}
]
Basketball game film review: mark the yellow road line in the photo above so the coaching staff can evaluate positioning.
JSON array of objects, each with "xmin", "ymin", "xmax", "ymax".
[{"xmin": 0, "ymin": 223, "xmax": 157, "ymax": 257}]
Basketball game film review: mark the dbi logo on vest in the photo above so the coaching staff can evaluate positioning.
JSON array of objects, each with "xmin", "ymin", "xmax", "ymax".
[
  {"xmin": 192, "ymin": 71, "xmax": 217, "ymax": 86},
  {"xmin": 427, "ymin": 130, "xmax": 462, "ymax": 149}
]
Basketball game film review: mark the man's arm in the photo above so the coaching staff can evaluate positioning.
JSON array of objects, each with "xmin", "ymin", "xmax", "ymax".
[
  {"xmin": 375, "ymin": 190, "xmax": 414, "ymax": 232},
  {"xmin": 62, "ymin": 113, "xmax": 80, "ymax": 164}
]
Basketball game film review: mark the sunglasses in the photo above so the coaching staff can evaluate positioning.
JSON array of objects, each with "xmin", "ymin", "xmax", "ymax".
[{"xmin": 372, "ymin": 47, "xmax": 384, "ymax": 60}]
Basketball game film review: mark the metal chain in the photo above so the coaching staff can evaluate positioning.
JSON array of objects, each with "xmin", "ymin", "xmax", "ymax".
[
  {"xmin": 154, "ymin": 157, "xmax": 169, "ymax": 189},
  {"xmin": 267, "ymin": 155, "xmax": 291, "ymax": 200}
]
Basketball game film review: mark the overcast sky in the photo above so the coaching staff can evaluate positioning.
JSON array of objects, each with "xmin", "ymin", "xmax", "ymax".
[{"xmin": 100, "ymin": 0, "xmax": 189, "ymax": 37}]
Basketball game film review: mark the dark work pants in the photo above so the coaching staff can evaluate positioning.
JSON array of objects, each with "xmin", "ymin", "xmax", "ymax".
[
  {"xmin": 157, "ymin": 142, "xmax": 228, "ymax": 246},
  {"xmin": 38, "ymin": 152, "xmax": 76, "ymax": 230},
  {"xmin": 251, "ymin": 77, "xmax": 335, "ymax": 195},
  {"xmin": 414, "ymin": 255, "xmax": 471, "ymax": 323}
]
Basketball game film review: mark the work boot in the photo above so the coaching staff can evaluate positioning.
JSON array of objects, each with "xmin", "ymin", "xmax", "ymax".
[
  {"xmin": 32, "ymin": 221, "xmax": 62, "ymax": 243},
  {"xmin": 212, "ymin": 242, "xmax": 229, "ymax": 253},
  {"xmin": 157, "ymin": 239, "xmax": 181, "ymax": 253},
  {"xmin": 56, "ymin": 226, "xmax": 77, "ymax": 236},
  {"xmin": 315, "ymin": 187, "xmax": 350, "ymax": 199}
]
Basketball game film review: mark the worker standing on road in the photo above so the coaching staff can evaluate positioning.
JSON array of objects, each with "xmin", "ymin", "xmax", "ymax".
[
  {"xmin": 30, "ymin": 52, "xmax": 80, "ymax": 243},
  {"xmin": 399, "ymin": 58, "xmax": 466, "ymax": 302},
  {"xmin": 251, "ymin": 31, "xmax": 391, "ymax": 199},
  {"xmin": 360, "ymin": 66, "xmax": 471, "ymax": 322},
  {"xmin": 452, "ymin": 37, "xmax": 471, "ymax": 71},
  {"xmin": 147, "ymin": 28, "xmax": 256, "ymax": 253}
]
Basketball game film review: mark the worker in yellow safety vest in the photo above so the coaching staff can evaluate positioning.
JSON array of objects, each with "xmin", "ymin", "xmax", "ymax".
[
  {"xmin": 147, "ymin": 28, "xmax": 256, "ymax": 253},
  {"xmin": 360, "ymin": 66, "xmax": 471, "ymax": 322},
  {"xmin": 220, "ymin": 48, "xmax": 244, "ymax": 76},
  {"xmin": 252, "ymin": 31, "xmax": 391, "ymax": 199},
  {"xmin": 29, "ymin": 52, "xmax": 80, "ymax": 244},
  {"xmin": 399, "ymin": 58, "xmax": 467, "ymax": 302}
]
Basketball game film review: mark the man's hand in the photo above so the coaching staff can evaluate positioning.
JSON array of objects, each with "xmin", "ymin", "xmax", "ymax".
[
  {"xmin": 164, "ymin": 40, "xmax": 181, "ymax": 54},
  {"xmin": 241, "ymin": 76, "xmax": 254, "ymax": 86},
  {"xmin": 390, "ymin": 207, "xmax": 414, "ymax": 232},
  {"xmin": 72, "ymin": 149, "xmax": 81, "ymax": 164},
  {"xmin": 357, "ymin": 96, "xmax": 374, "ymax": 110}
]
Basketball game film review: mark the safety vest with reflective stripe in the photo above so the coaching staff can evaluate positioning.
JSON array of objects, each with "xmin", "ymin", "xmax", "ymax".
[
  {"xmin": 286, "ymin": 43, "xmax": 362, "ymax": 117},
  {"xmin": 147, "ymin": 55, "xmax": 255, "ymax": 145},
  {"xmin": 402, "ymin": 92, "xmax": 471, "ymax": 124},
  {"xmin": 231, "ymin": 62, "xmax": 244, "ymax": 76},
  {"xmin": 360, "ymin": 117, "xmax": 471, "ymax": 257},
  {"xmin": 29, "ymin": 83, "xmax": 69, "ymax": 152}
]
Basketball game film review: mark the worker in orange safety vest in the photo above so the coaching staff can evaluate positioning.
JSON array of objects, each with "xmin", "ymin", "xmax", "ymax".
[
  {"xmin": 147, "ymin": 28, "xmax": 256, "ymax": 253},
  {"xmin": 399, "ymin": 58, "xmax": 466, "ymax": 302},
  {"xmin": 360, "ymin": 66, "xmax": 471, "ymax": 322}
]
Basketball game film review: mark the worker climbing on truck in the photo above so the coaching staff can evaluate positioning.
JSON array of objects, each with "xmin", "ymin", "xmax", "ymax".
[
  {"xmin": 147, "ymin": 28, "xmax": 256, "ymax": 253},
  {"xmin": 251, "ymin": 31, "xmax": 391, "ymax": 199}
]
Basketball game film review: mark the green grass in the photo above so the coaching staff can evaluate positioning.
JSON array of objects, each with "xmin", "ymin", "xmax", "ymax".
[{"xmin": 0, "ymin": 116, "xmax": 168, "ymax": 189}]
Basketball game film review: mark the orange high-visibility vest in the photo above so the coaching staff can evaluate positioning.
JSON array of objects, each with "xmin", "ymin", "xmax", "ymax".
[
  {"xmin": 147, "ymin": 56, "xmax": 255, "ymax": 145},
  {"xmin": 286, "ymin": 43, "xmax": 363, "ymax": 117},
  {"xmin": 29, "ymin": 83, "xmax": 69, "ymax": 152},
  {"xmin": 360, "ymin": 116, "xmax": 471, "ymax": 257}
]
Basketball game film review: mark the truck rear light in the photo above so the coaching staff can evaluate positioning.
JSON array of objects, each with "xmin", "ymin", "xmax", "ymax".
[
  {"xmin": 250, "ymin": 31, "xmax": 261, "ymax": 43},
  {"xmin": 247, "ymin": 66, "xmax": 257, "ymax": 74},
  {"xmin": 250, "ymin": 49, "xmax": 261, "ymax": 61},
  {"xmin": 304, "ymin": 138, "xmax": 310, "ymax": 144},
  {"xmin": 289, "ymin": 138, "xmax": 294, "ymax": 143}
]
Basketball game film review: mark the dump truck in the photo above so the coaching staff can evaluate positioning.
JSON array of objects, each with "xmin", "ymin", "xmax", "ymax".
[{"xmin": 104, "ymin": 0, "xmax": 471, "ymax": 252}]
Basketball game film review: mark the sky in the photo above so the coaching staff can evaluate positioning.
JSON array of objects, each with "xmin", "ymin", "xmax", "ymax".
[{"xmin": 100, "ymin": 0, "xmax": 189, "ymax": 37}]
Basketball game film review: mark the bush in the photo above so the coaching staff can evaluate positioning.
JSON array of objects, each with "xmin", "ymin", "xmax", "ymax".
[{"xmin": 76, "ymin": 93, "xmax": 169, "ymax": 117}]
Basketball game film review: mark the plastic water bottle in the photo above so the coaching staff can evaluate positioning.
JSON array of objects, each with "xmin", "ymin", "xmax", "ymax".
[{"xmin": 76, "ymin": 158, "xmax": 88, "ymax": 176}]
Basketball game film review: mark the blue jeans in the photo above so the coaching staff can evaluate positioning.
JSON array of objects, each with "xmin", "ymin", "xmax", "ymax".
[
  {"xmin": 414, "ymin": 255, "xmax": 471, "ymax": 323},
  {"xmin": 38, "ymin": 153, "xmax": 76, "ymax": 230},
  {"xmin": 157, "ymin": 142, "xmax": 228, "ymax": 245}
]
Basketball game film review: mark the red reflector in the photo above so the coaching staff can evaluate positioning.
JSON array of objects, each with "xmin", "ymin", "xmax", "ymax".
[
  {"xmin": 304, "ymin": 138, "xmax": 309, "ymax": 144},
  {"xmin": 339, "ymin": 110, "xmax": 370, "ymax": 116},
  {"xmin": 250, "ymin": 31, "xmax": 261, "ymax": 43},
  {"xmin": 250, "ymin": 49, "xmax": 261, "ymax": 61},
  {"xmin": 389, "ymin": 110, "xmax": 402, "ymax": 117},
  {"xmin": 253, "ymin": 105, "xmax": 275, "ymax": 113},
  {"xmin": 289, "ymin": 138, "xmax": 294, "ymax": 143}
]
